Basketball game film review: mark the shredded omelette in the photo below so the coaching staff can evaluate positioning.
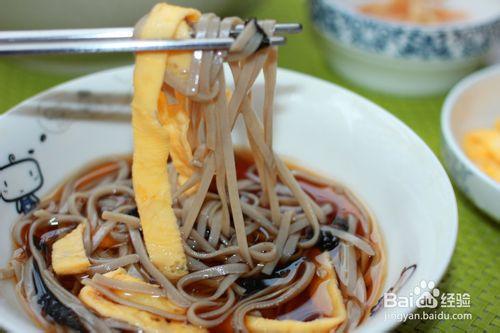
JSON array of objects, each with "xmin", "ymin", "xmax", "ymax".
[{"xmin": 132, "ymin": 3, "xmax": 200, "ymax": 280}]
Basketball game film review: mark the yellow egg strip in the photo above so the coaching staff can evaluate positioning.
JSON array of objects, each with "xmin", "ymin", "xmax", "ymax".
[
  {"xmin": 158, "ymin": 92, "xmax": 194, "ymax": 184},
  {"xmin": 103, "ymin": 268, "xmax": 185, "ymax": 315},
  {"xmin": 132, "ymin": 3, "xmax": 201, "ymax": 280},
  {"xmin": 79, "ymin": 269, "xmax": 207, "ymax": 333},
  {"xmin": 51, "ymin": 224, "xmax": 90, "ymax": 276}
]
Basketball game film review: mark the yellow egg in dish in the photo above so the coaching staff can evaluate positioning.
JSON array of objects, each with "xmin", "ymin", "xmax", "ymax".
[{"xmin": 463, "ymin": 120, "xmax": 500, "ymax": 182}]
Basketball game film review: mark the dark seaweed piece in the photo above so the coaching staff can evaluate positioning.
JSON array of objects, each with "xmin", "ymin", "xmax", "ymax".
[
  {"xmin": 33, "ymin": 235, "xmax": 42, "ymax": 251},
  {"xmin": 244, "ymin": 18, "xmax": 271, "ymax": 50},
  {"xmin": 32, "ymin": 235, "xmax": 51, "ymax": 265},
  {"xmin": 303, "ymin": 227, "xmax": 317, "ymax": 246},
  {"xmin": 238, "ymin": 257, "xmax": 307, "ymax": 294},
  {"xmin": 127, "ymin": 208, "xmax": 139, "ymax": 218},
  {"xmin": 32, "ymin": 261, "xmax": 84, "ymax": 332},
  {"xmin": 332, "ymin": 216, "xmax": 349, "ymax": 231},
  {"xmin": 238, "ymin": 278, "xmax": 267, "ymax": 296},
  {"xmin": 316, "ymin": 229, "xmax": 339, "ymax": 252},
  {"xmin": 272, "ymin": 256, "xmax": 306, "ymax": 278}
]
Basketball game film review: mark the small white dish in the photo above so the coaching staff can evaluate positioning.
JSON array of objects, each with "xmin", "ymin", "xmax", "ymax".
[
  {"xmin": 311, "ymin": 0, "xmax": 500, "ymax": 96},
  {"xmin": 442, "ymin": 64, "xmax": 500, "ymax": 221},
  {"xmin": 0, "ymin": 66, "xmax": 457, "ymax": 332}
]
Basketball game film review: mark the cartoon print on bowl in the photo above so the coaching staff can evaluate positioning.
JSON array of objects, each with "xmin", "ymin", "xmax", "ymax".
[{"xmin": 0, "ymin": 154, "xmax": 44, "ymax": 215}]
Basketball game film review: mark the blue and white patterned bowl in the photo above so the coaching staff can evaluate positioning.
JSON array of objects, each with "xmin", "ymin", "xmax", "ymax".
[
  {"xmin": 442, "ymin": 64, "xmax": 500, "ymax": 221},
  {"xmin": 311, "ymin": 0, "xmax": 500, "ymax": 96}
]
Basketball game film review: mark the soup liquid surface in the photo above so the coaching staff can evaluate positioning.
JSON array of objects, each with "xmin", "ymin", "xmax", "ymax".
[{"xmin": 14, "ymin": 151, "xmax": 385, "ymax": 332}]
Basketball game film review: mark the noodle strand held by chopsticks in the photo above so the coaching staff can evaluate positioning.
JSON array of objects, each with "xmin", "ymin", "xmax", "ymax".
[{"xmin": 216, "ymin": 71, "xmax": 254, "ymax": 266}]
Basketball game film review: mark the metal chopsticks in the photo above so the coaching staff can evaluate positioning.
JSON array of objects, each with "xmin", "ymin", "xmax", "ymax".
[
  {"xmin": 0, "ymin": 37, "xmax": 286, "ymax": 55},
  {"xmin": 0, "ymin": 23, "xmax": 301, "ymax": 56},
  {"xmin": 0, "ymin": 23, "xmax": 302, "ymax": 41}
]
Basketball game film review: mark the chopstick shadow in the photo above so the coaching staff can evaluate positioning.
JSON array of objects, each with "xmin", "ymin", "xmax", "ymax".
[
  {"xmin": 13, "ymin": 81, "xmax": 299, "ymax": 125},
  {"xmin": 15, "ymin": 90, "xmax": 133, "ymax": 123}
]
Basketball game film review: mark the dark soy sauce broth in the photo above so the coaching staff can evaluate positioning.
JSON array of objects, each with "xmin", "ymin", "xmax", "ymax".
[
  {"xmin": 13, "ymin": 151, "xmax": 385, "ymax": 332},
  {"xmin": 208, "ymin": 150, "xmax": 385, "ymax": 332}
]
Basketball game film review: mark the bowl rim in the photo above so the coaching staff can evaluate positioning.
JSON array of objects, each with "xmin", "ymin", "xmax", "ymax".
[
  {"xmin": 287, "ymin": 70, "xmax": 457, "ymax": 333},
  {"xmin": 317, "ymin": 0, "xmax": 500, "ymax": 32},
  {"xmin": 0, "ymin": 65, "xmax": 458, "ymax": 333},
  {"xmin": 441, "ymin": 63, "xmax": 500, "ymax": 191}
]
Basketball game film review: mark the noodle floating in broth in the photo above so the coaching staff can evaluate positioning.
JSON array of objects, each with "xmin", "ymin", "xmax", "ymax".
[{"xmin": 0, "ymin": 3, "xmax": 386, "ymax": 332}]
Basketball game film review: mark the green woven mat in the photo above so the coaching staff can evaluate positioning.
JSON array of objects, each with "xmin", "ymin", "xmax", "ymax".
[{"xmin": 0, "ymin": 1, "xmax": 499, "ymax": 332}]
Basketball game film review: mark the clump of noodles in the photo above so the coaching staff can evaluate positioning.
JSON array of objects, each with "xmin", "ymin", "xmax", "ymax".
[{"xmin": 0, "ymin": 7, "xmax": 385, "ymax": 333}]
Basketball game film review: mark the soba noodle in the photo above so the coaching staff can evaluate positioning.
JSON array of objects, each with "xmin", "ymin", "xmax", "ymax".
[{"xmin": 1, "ymin": 3, "xmax": 386, "ymax": 333}]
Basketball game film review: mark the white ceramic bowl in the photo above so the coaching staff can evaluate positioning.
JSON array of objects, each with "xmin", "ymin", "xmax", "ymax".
[
  {"xmin": 442, "ymin": 64, "xmax": 500, "ymax": 220},
  {"xmin": 0, "ymin": 67, "xmax": 457, "ymax": 332},
  {"xmin": 310, "ymin": 0, "xmax": 500, "ymax": 96}
]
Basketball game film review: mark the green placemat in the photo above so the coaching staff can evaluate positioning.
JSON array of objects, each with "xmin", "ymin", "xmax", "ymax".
[{"xmin": 0, "ymin": 1, "xmax": 499, "ymax": 332}]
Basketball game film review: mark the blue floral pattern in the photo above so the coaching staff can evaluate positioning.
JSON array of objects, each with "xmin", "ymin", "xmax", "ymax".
[{"xmin": 311, "ymin": 0, "xmax": 500, "ymax": 60}]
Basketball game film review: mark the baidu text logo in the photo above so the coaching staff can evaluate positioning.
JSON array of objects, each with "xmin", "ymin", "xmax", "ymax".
[{"xmin": 383, "ymin": 280, "xmax": 470, "ymax": 309}]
